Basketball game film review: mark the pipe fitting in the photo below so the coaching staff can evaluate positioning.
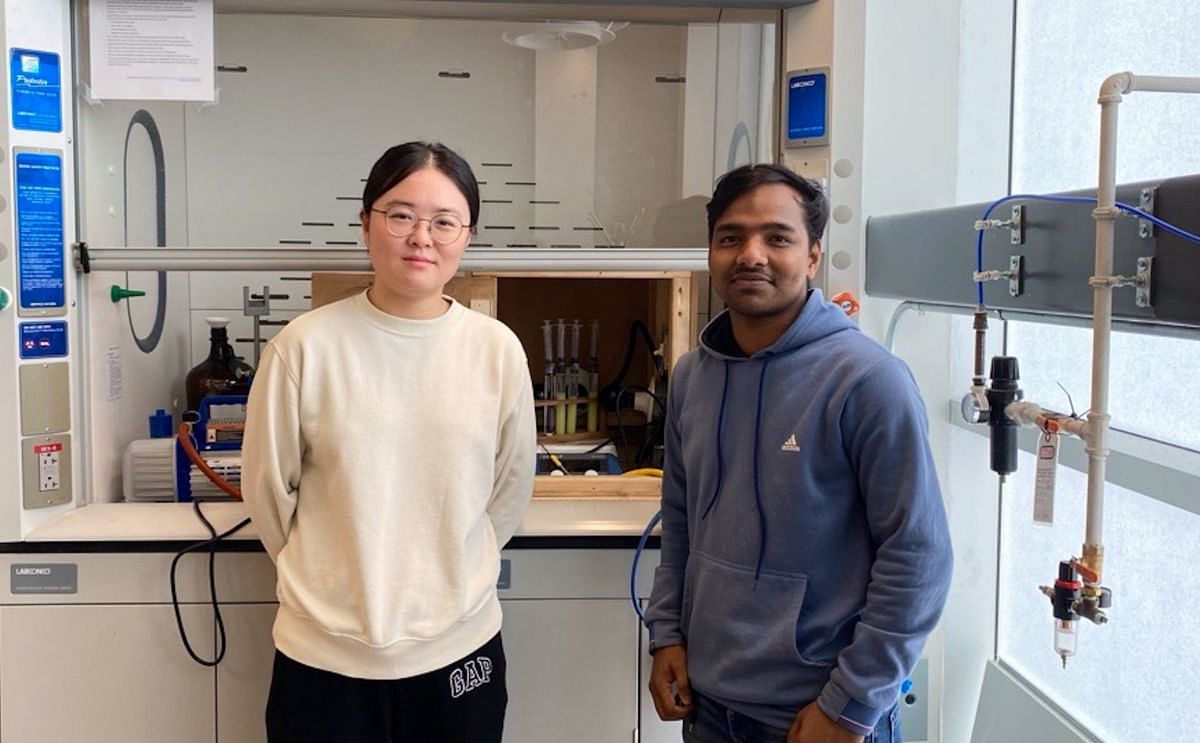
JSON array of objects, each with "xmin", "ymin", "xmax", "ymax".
[
  {"xmin": 1088, "ymin": 274, "xmax": 1141, "ymax": 289},
  {"xmin": 1098, "ymin": 71, "xmax": 1133, "ymax": 103},
  {"xmin": 1081, "ymin": 543, "xmax": 1105, "ymax": 582}
]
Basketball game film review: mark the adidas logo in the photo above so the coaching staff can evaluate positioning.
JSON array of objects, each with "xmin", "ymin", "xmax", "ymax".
[{"xmin": 781, "ymin": 434, "xmax": 800, "ymax": 452}]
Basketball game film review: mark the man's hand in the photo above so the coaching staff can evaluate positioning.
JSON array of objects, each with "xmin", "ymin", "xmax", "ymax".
[
  {"xmin": 648, "ymin": 645, "xmax": 693, "ymax": 721},
  {"xmin": 787, "ymin": 701, "xmax": 865, "ymax": 743}
]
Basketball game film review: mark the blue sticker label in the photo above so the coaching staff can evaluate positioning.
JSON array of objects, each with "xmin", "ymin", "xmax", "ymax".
[
  {"xmin": 10, "ymin": 49, "xmax": 62, "ymax": 133},
  {"xmin": 19, "ymin": 321, "xmax": 68, "ymax": 359},
  {"xmin": 15, "ymin": 152, "xmax": 65, "ymax": 311},
  {"xmin": 787, "ymin": 72, "xmax": 827, "ymax": 141}
]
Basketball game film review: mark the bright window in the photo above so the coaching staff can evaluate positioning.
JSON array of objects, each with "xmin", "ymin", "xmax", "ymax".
[
  {"xmin": 998, "ymin": 458, "xmax": 1200, "ymax": 743},
  {"xmin": 1012, "ymin": 1, "xmax": 1200, "ymax": 193},
  {"xmin": 1001, "ymin": 3, "xmax": 1200, "ymax": 741},
  {"xmin": 1006, "ymin": 321, "xmax": 1200, "ymax": 453}
]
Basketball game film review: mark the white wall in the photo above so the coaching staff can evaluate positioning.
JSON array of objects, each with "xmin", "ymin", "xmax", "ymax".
[
  {"xmin": 861, "ymin": 1, "xmax": 1015, "ymax": 740},
  {"xmin": 787, "ymin": 1, "xmax": 1016, "ymax": 741}
]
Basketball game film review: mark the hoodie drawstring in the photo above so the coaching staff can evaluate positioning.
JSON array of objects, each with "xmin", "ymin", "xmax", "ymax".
[
  {"xmin": 698, "ymin": 357, "xmax": 772, "ymax": 583},
  {"xmin": 700, "ymin": 360, "xmax": 731, "ymax": 520},
  {"xmin": 752, "ymin": 359, "xmax": 770, "ymax": 582}
]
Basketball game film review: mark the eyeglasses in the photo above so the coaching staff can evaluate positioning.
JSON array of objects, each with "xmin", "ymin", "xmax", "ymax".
[{"xmin": 370, "ymin": 207, "xmax": 471, "ymax": 245}]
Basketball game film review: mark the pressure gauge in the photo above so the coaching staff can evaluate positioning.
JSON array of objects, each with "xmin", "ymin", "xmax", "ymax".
[{"xmin": 961, "ymin": 390, "xmax": 990, "ymax": 424}]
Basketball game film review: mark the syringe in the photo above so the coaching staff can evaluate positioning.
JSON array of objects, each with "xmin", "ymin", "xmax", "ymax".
[
  {"xmin": 567, "ymin": 320, "xmax": 582, "ymax": 434},
  {"xmin": 587, "ymin": 320, "xmax": 600, "ymax": 432},
  {"xmin": 541, "ymin": 320, "xmax": 555, "ymax": 434}
]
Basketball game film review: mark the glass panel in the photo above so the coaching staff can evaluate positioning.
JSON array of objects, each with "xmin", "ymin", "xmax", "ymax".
[
  {"xmin": 1009, "ymin": 0, "xmax": 1200, "ymax": 452},
  {"xmin": 80, "ymin": 14, "xmax": 776, "ymax": 251},
  {"xmin": 1007, "ymin": 320, "xmax": 1200, "ymax": 453},
  {"xmin": 1012, "ymin": 1, "xmax": 1200, "ymax": 194},
  {"xmin": 1003, "ymin": 7, "xmax": 1200, "ymax": 739},
  {"xmin": 998, "ymin": 455, "xmax": 1200, "ymax": 743}
]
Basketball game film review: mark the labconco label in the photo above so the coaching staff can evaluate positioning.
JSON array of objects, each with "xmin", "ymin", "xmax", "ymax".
[{"xmin": 11, "ymin": 563, "xmax": 77, "ymax": 594}]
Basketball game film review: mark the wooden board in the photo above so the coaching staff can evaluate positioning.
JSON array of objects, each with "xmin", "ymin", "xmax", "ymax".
[
  {"xmin": 310, "ymin": 272, "xmax": 498, "ymax": 314},
  {"xmin": 532, "ymin": 475, "xmax": 662, "ymax": 499},
  {"xmin": 668, "ymin": 276, "xmax": 693, "ymax": 372}
]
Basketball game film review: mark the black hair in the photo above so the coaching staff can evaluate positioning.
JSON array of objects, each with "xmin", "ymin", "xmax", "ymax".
[
  {"xmin": 361, "ymin": 141, "xmax": 480, "ymax": 227},
  {"xmin": 706, "ymin": 163, "xmax": 829, "ymax": 243}
]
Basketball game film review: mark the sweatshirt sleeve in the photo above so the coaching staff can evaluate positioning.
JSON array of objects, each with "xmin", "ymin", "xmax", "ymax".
[
  {"xmin": 486, "ymin": 340, "xmax": 536, "ymax": 547},
  {"xmin": 241, "ymin": 344, "xmax": 304, "ymax": 562},
  {"xmin": 643, "ymin": 356, "xmax": 691, "ymax": 653},
  {"xmin": 817, "ymin": 357, "xmax": 953, "ymax": 736}
]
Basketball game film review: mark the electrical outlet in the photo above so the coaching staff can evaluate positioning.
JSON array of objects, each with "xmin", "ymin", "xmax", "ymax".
[
  {"xmin": 36, "ymin": 444, "xmax": 61, "ymax": 492},
  {"xmin": 22, "ymin": 435, "xmax": 72, "ymax": 508}
]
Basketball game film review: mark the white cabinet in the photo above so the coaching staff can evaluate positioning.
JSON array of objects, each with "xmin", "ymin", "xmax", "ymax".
[
  {"xmin": 0, "ymin": 546, "xmax": 668, "ymax": 742},
  {"xmin": 502, "ymin": 599, "xmax": 638, "ymax": 743},
  {"xmin": 216, "ymin": 603, "xmax": 277, "ymax": 743},
  {"xmin": 0, "ymin": 604, "xmax": 215, "ymax": 743}
]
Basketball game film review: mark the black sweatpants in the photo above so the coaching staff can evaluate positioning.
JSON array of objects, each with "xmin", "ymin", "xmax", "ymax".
[{"xmin": 265, "ymin": 632, "xmax": 507, "ymax": 743}]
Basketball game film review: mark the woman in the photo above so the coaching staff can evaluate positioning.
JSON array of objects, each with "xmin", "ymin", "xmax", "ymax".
[{"xmin": 242, "ymin": 141, "xmax": 536, "ymax": 742}]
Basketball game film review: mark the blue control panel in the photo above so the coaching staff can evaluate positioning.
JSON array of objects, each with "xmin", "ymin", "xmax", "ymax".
[{"xmin": 15, "ymin": 151, "xmax": 65, "ymax": 312}]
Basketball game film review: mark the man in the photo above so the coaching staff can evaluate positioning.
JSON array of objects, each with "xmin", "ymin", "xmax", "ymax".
[{"xmin": 645, "ymin": 163, "xmax": 952, "ymax": 743}]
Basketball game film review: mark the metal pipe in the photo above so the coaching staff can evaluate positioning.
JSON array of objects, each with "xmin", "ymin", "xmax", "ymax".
[
  {"xmin": 882, "ymin": 300, "xmax": 1200, "ymax": 357},
  {"xmin": 1084, "ymin": 71, "xmax": 1200, "ymax": 574},
  {"xmin": 1005, "ymin": 401, "xmax": 1090, "ymax": 441},
  {"xmin": 1126, "ymin": 73, "xmax": 1200, "ymax": 95},
  {"xmin": 75, "ymin": 246, "xmax": 710, "ymax": 273},
  {"xmin": 972, "ymin": 309, "xmax": 988, "ymax": 388},
  {"xmin": 883, "ymin": 301, "xmax": 919, "ymax": 352},
  {"xmin": 1085, "ymin": 82, "xmax": 1121, "ymax": 555}
]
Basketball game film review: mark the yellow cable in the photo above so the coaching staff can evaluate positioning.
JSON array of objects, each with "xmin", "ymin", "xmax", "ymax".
[
  {"xmin": 622, "ymin": 468, "xmax": 663, "ymax": 478},
  {"xmin": 547, "ymin": 452, "xmax": 569, "ymax": 475}
]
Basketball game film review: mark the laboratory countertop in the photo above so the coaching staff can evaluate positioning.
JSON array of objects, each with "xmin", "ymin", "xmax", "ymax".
[{"xmin": 20, "ymin": 484, "xmax": 663, "ymax": 544}]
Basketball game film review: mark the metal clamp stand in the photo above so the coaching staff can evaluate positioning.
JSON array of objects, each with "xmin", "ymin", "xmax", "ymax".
[{"xmin": 242, "ymin": 286, "xmax": 271, "ymax": 367}]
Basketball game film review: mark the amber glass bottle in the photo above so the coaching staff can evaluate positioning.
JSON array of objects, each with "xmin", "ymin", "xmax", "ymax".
[{"xmin": 185, "ymin": 317, "xmax": 253, "ymax": 411}]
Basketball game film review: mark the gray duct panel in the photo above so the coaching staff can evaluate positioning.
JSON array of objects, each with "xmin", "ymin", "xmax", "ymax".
[
  {"xmin": 865, "ymin": 174, "xmax": 1200, "ymax": 329},
  {"xmin": 1152, "ymin": 174, "xmax": 1200, "ymax": 325}
]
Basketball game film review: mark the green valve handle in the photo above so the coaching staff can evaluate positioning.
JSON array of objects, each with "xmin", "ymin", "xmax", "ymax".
[
  {"xmin": 0, "ymin": 286, "xmax": 11, "ymax": 311},
  {"xmin": 111, "ymin": 285, "xmax": 147, "ymax": 303}
]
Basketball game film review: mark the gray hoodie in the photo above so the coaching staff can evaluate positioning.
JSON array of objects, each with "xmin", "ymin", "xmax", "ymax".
[{"xmin": 645, "ymin": 289, "xmax": 953, "ymax": 735}]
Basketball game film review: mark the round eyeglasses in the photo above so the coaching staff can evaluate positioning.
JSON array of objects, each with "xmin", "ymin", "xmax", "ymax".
[{"xmin": 371, "ymin": 207, "xmax": 471, "ymax": 245}]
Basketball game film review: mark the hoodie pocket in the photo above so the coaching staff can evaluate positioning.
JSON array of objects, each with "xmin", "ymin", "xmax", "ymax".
[{"xmin": 683, "ymin": 551, "xmax": 826, "ymax": 707}]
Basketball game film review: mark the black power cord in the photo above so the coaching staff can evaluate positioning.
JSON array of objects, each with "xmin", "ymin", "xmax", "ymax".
[
  {"xmin": 614, "ymin": 385, "xmax": 666, "ymax": 467},
  {"xmin": 170, "ymin": 500, "xmax": 251, "ymax": 667},
  {"xmin": 600, "ymin": 320, "xmax": 663, "ymax": 412}
]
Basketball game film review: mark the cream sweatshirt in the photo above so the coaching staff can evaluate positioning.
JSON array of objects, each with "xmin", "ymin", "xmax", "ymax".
[{"xmin": 241, "ymin": 290, "xmax": 535, "ymax": 680}]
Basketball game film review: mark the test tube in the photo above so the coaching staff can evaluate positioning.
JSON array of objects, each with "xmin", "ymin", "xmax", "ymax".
[
  {"xmin": 566, "ymin": 320, "xmax": 582, "ymax": 434},
  {"xmin": 587, "ymin": 320, "xmax": 600, "ymax": 433},
  {"xmin": 554, "ymin": 319, "xmax": 567, "ymax": 436},
  {"xmin": 541, "ymin": 320, "xmax": 555, "ymax": 434}
]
